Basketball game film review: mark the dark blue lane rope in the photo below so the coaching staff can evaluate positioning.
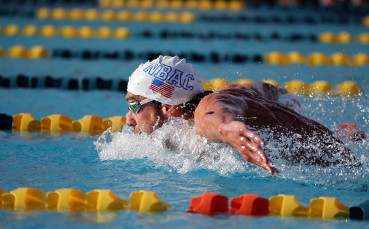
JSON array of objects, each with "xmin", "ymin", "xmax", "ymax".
[
  {"xmin": 139, "ymin": 29, "xmax": 318, "ymax": 42},
  {"xmin": 50, "ymin": 49, "xmax": 264, "ymax": 64},
  {"xmin": 0, "ymin": 7, "xmax": 365, "ymax": 25},
  {"xmin": 0, "ymin": 74, "xmax": 128, "ymax": 91}
]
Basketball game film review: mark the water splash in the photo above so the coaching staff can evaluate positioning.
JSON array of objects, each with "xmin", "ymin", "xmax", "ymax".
[
  {"xmin": 94, "ymin": 118, "xmax": 248, "ymax": 176},
  {"xmin": 94, "ymin": 95, "xmax": 369, "ymax": 189}
]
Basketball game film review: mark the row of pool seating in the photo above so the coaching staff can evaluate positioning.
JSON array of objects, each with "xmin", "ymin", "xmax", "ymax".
[{"xmin": 0, "ymin": 188, "xmax": 368, "ymax": 220}]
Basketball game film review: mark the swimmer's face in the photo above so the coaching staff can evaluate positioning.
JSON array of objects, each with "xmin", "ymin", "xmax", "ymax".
[{"xmin": 125, "ymin": 92, "xmax": 165, "ymax": 134}]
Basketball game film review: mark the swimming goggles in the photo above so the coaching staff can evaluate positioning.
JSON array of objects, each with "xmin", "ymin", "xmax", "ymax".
[{"xmin": 128, "ymin": 99, "xmax": 153, "ymax": 114}]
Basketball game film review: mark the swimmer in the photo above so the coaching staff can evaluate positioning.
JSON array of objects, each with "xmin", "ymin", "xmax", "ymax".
[{"xmin": 125, "ymin": 55, "xmax": 358, "ymax": 175}]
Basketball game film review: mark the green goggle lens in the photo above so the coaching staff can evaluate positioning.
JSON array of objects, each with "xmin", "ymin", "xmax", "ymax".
[
  {"xmin": 128, "ymin": 99, "xmax": 152, "ymax": 114},
  {"xmin": 128, "ymin": 101, "xmax": 141, "ymax": 114}
]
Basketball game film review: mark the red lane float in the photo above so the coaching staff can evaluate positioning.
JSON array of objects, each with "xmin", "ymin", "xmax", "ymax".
[
  {"xmin": 336, "ymin": 123, "xmax": 366, "ymax": 141},
  {"xmin": 187, "ymin": 192, "xmax": 228, "ymax": 215}
]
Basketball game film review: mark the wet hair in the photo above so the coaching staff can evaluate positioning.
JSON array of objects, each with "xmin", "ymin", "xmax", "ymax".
[
  {"xmin": 151, "ymin": 91, "xmax": 213, "ymax": 116},
  {"xmin": 179, "ymin": 91, "xmax": 213, "ymax": 114}
]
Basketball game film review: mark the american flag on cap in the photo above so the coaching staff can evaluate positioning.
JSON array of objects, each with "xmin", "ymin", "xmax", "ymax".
[{"xmin": 149, "ymin": 78, "xmax": 175, "ymax": 98}]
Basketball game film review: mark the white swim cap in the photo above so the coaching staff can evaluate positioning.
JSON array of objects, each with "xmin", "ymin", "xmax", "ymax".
[{"xmin": 127, "ymin": 55, "xmax": 204, "ymax": 105}]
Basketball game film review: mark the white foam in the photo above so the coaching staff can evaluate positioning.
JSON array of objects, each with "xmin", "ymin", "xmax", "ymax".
[
  {"xmin": 94, "ymin": 95, "xmax": 369, "ymax": 188},
  {"xmin": 94, "ymin": 118, "xmax": 249, "ymax": 176}
]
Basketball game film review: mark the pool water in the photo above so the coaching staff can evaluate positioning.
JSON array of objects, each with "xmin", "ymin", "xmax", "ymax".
[{"xmin": 1, "ymin": 3, "xmax": 369, "ymax": 229}]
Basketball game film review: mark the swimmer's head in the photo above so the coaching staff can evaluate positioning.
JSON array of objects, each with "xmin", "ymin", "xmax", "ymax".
[
  {"xmin": 127, "ymin": 55, "xmax": 204, "ymax": 105},
  {"xmin": 126, "ymin": 55, "xmax": 207, "ymax": 134}
]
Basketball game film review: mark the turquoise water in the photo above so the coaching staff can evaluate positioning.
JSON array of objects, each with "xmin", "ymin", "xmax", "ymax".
[{"xmin": 1, "ymin": 4, "xmax": 369, "ymax": 228}]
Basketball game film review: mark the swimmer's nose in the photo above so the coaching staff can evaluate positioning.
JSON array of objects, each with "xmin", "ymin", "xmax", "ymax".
[{"xmin": 126, "ymin": 111, "xmax": 137, "ymax": 127}]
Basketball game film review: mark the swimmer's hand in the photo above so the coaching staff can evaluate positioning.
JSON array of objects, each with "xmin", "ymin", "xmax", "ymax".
[{"xmin": 219, "ymin": 121, "xmax": 278, "ymax": 175}]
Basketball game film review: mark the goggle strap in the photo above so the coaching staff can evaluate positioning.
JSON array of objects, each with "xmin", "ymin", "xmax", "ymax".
[{"xmin": 139, "ymin": 99, "xmax": 153, "ymax": 105}]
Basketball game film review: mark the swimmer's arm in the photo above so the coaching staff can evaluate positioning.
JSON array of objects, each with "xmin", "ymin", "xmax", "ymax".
[
  {"xmin": 247, "ymin": 82, "xmax": 301, "ymax": 107},
  {"xmin": 248, "ymin": 82, "xmax": 288, "ymax": 101},
  {"xmin": 223, "ymin": 82, "xmax": 300, "ymax": 107},
  {"xmin": 194, "ymin": 100, "xmax": 277, "ymax": 175}
]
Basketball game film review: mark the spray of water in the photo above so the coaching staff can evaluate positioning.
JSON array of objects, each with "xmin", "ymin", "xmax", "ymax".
[
  {"xmin": 94, "ymin": 94, "xmax": 369, "ymax": 188},
  {"xmin": 95, "ymin": 118, "xmax": 248, "ymax": 176}
]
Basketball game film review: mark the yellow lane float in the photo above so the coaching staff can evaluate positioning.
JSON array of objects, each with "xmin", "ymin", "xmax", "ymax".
[
  {"xmin": 265, "ymin": 51, "xmax": 289, "ymax": 65},
  {"xmin": 117, "ymin": 10, "xmax": 133, "ymax": 21},
  {"xmin": 353, "ymin": 53, "xmax": 369, "ymax": 66},
  {"xmin": 336, "ymin": 31, "xmax": 352, "ymax": 43},
  {"xmin": 2, "ymin": 187, "xmax": 45, "ymax": 209},
  {"xmin": 357, "ymin": 33, "xmax": 369, "ymax": 44},
  {"xmin": 362, "ymin": 15, "xmax": 369, "ymax": 26},
  {"xmin": 47, "ymin": 188, "xmax": 86, "ymax": 210},
  {"xmin": 170, "ymin": 0, "xmax": 183, "ymax": 8},
  {"xmin": 229, "ymin": 0, "xmax": 244, "ymax": 11},
  {"xmin": 72, "ymin": 115, "xmax": 104, "ymax": 132},
  {"xmin": 85, "ymin": 9, "xmax": 100, "ymax": 21},
  {"xmin": 232, "ymin": 78, "xmax": 254, "ymax": 85},
  {"xmin": 180, "ymin": 12, "xmax": 195, "ymax": 23},
  {"xmin": 79, "ymin": 26, "xmax": 95, "ymax": 38},
  {"xmin": 36, "ymin": 7, "xmax": 50, "ymax": 19},
  {"xmin": 86, "ymin": 189, "xmax": 128, "ymax": 211},
  {"xmin": 141, "ymin": 0, "xmax": 155, "ymax": 8},
  {"xmin": 103, "ymin": 116, "xmax": 126, "ymax": 132},
  {"xmin": 185, "ymin": 0, "xmax": 198, "ymax": 9},
  {"xmin": 308, "ymin": 52, "xmax": 332, "ymax": 66},
  {"xmin": 111, "ymin": 0, "xmax": 125, "ymax": 7},
  {"xmin": 134, "ymin": 11, "xmax": 150, "ymax": 21},
  {"xmin": 0, "ymin": 46, "xmax": 6, "ymax": 57},
  {"xmin": 69, "ymin": 8, "xmax": 85, "ymax": 20},
  {"xmin": 285, "ymin": 80, "xmax": 307, "ymax": 94},
  {"xmin": 96, "ymin": 26, "xmax": 114, "ymax": 39},
  {"xmin": 129, "ymin": 191, "xmax": 170, "ymax": 213},
  {"xmin": 27, "ymin": 45, "xmax": 49, "ymax": 59},
  {"xmin": 60, "ymin": 26, "xmax": 78, "ymax": 38},
  {"xmin": 41, "ymin": 114, "xmax": 74, "ymax": 131},
  {"xmin": 308, "ymin": 80, "xmax": 334, "ymax": 95},
  {"xmin": 8, "ymin": 45, "xmax": 27, "ymax": 58},
  {"xmin": 310, "ymin": 197, "xmax": 349, "ymax": 219},
  {"xmin": 150, "ymin": 11, "xmax": 165, "ymax": 22},
  {"xmin": 269, "ymin": 195, "xmax": 310, "ymax": 217},
  {"xmin": 3, "ymin": 24, "xmax": 19, "ymax": 36},
  {"xmin": 287, "ymin": 52, "xmax": 307, "ymax": 64},
  {"xmin": 206, "ymin": 78, "xmax": 231, "ymax": 91},
  {"xmin": 335, "ymin": 81, "xmax": 362, "ymax": 96},
  {"xmin": 12, "ymin": 113, "xmax": 41, "ymax": 131},
  {"xmin": 101, "ymin": 10, "xmax": 116, "ymax": 21},
  {"xmin": 114, "ymin": 27, "xmax": 131, "ymax": 39},
  {"xmin": 0, "ymin": 188, "xmax": 168, "ymax": 213},
  {"xmin": 51, "ymin": 8, "xmax": 68, "ymax": 20},
  {"xmin": 39, "ymin": 25, "xmax": 58, "ymax": 37},
  {"xmin": 22, "ymin": 24, "xmax": 38, "ymax": 37},
  {"xmin": 0, "ymin": 188, "xmax": 367, "ymax": 221},
  {"xmin": 319, "ymin": 31, "xmax": 336, "ymax": 43},
  {"xmin": 330, "ymin": 52, "xmax": 351, "ymax": 66},
  {"xmin": 98, "ymin": 0, "xmax": 112, "ymax": 7},
  {"xmin": 263, "ymin": 79, "xmax": 281, "ymax": 87}
]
